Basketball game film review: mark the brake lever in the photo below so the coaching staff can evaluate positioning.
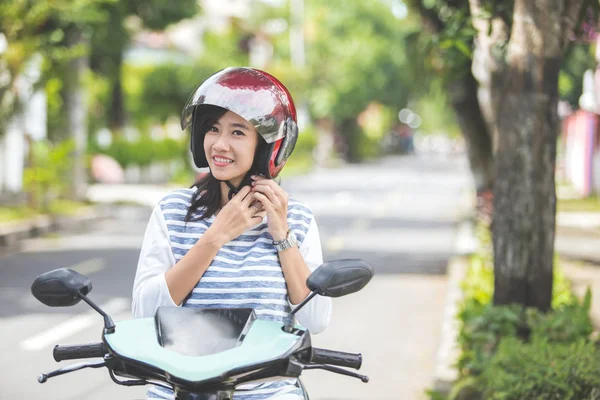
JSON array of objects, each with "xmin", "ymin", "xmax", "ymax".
[
  {"xmin": 304, "ymin": 364, "xmax": 369, "ymax": 383},
  {"xmin": 38, "ymin": 360, "xmax": 106, "ymax": 383}
]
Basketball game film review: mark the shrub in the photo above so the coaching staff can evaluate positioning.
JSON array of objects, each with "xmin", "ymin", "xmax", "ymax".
[
  {"xmin": 447, "ymin": 222, "xmax": 598, "ymax": 400},
  {"xmin": 481, "ymin": 337, "xmax": 600, "ymax": 400},
  {"xmin": 90, "ymin": 135, "xmax": 187, "ymax": 169},
  {"xmin": 23, "ymin": 139, "xmax": 74, "ymax": 212}
]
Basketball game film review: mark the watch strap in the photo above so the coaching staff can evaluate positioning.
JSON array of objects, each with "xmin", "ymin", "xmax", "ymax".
[{"xmin": 273, "ymin": 229, "xmax": 297, "ymax": 252}]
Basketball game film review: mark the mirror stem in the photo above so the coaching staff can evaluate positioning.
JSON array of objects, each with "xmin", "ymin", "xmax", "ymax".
[
  {"xmin": 284, "ymin": 292, "xmax": 318, "ymax": 333},
  {"xmin": 77, "ymin": 292, "xmax": 116, "ymax": 334}
]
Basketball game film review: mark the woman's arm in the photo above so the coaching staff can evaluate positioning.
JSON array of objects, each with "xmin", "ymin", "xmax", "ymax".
[
  {"xmin": 163, "ymin": 185, "xmax": 266, "ymax": 306},
  {"xmin": 132, "ymin": 206, "xmax": 178, "ymax": 318},
  {"xmin": 131, "ymin": 205, "xmax": 225, "ymax": 316},
  {"xmin": 280, "ymin": 218, "xmax": 332, "ymax": 334},
  {"xmin": 163, "ymin": 231, "xmax": 223, "ymax": 305}
]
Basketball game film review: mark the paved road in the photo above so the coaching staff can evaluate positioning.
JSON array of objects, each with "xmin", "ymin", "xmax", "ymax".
[{"xmin": 0, "ymin": 153, "xmax": 472, "ymax": 400}]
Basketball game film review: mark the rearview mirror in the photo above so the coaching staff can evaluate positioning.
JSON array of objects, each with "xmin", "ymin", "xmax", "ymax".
[
  {"xmin": 31, "ymin": 268, "xmax": 92, "ymax": 307},
  {"xmin": 307, "ymin": 259, "xmax": 373, "ymax": 298}
]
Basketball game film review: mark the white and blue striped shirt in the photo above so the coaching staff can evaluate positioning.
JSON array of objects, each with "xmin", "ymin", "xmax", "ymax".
[{"xmin": 132, "ymin": 188, "xmax": 331, "ymax": 399}]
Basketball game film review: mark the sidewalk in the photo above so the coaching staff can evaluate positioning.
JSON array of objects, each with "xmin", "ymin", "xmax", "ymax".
[
  {"xmin": 556, "ymin": 211, "xmax": 600, "ymax": 264},
  {"xmin": 86, "ymin": 183, "xmax": 178, "ymax": 208},
  {"xmin": 555, "ymin": 210, "xmax": 600, "ymax": 330},
  {"xmin": 0, "ymin": 184, "xmax": 174, "ymax": 251}
]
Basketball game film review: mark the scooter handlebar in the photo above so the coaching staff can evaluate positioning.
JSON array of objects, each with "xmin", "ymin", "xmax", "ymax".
[
  {"xmin": 310, "ymin": 347, "xmax": 362, "ymax": 370},
  {"xmin": 53, "ymin": 343, "xmax": 107, "ymax": 362}
]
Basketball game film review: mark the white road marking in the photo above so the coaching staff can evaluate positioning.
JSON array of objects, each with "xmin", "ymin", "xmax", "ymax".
[
  {"xmin": 69, "ymin": 258, "xmax": 105, "ymax": 276},
  {"xmin": 20, "ymin": 297, "xmax": 129, "ymax": 351}
]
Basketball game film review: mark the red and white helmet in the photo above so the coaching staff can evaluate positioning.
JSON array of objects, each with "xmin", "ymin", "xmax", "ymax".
[{"xmin": 181, "ymin": 67, "xmax": 299, "ymax": 179}]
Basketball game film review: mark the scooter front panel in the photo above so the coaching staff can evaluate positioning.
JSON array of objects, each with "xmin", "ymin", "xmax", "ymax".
[{"xmin": 104, "ymin": 317, "xmax": 303, "ymax": 383}]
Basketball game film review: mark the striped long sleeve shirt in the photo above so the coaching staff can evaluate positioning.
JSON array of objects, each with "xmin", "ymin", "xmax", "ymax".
[{"xmin": 132, "ymin": 188, "xmax": 332, "ymax": 399}]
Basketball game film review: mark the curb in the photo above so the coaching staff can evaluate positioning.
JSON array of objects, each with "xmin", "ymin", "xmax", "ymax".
[
  {"xmin": 0, "ymin": 205, "xmax": 113, "ymax": 252},
  {"xmin": 431, "ymin": 187, "xmax": 476, "ymax": 395},
  {"xmin": 432, "ymin": 255, "xmax": 469, "ymax": 395}
]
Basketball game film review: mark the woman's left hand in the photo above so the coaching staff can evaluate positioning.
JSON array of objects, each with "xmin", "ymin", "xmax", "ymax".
[{"xmin": 251, "ymin": 175, "xmax": 289, "ymax": 241}]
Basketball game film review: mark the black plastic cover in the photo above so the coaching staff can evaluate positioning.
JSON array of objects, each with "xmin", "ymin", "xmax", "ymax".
[
  {"xmin": 31, "ymin": 268, "xmax": 92, "ymax": 307},
  {"xmin": 306, "ymin": 259, "xmax": 373, "ymax": 298}
]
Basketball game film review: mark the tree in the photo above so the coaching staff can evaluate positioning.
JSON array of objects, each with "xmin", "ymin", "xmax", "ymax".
[
  {"xmin": 89, "ymin": 0, "xmax": 198, "ymax": 130},
  {"xmin": 303, "ymin": 0, "xmax": 416, "ymax": 162},
  {"xmin": 0, "ymin": 0, "xmax": 112, "ymax": 201},
  {"xmin": 406, "ymin": 0, "xmax": 495, "ymax": 193},
  {"xmin": 467, "ymin": 0, "xmax": 589, "ymax": 311}
]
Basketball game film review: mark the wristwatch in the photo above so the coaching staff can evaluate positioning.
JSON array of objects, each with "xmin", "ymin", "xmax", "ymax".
[{"xmin": 273, "ymin": 229, "xmax": 297, "ymax": 252}]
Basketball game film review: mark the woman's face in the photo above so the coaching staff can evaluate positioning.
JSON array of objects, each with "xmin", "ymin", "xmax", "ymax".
[{"xmin": 204, "ymin": 110, "xmax": 259, "ymax": 187}]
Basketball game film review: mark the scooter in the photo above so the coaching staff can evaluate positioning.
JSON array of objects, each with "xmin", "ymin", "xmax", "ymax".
[{"xmin": 31, "ymin": 259, "xmax": 373, "ymax": 400}]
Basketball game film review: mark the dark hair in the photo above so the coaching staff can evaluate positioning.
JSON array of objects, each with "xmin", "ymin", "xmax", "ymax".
[{"xmin": 184, "ymin": 105, "xmax": 267, "ymax": 222}]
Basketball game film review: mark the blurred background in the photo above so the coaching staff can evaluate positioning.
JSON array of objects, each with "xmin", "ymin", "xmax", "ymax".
[
  {"xmin": 2, "ymin": 0, "xmax": 600, "ymax": 399},
  {"xmin": 0, "ymin": 0, "xmax": 467, "ymax": 208}
]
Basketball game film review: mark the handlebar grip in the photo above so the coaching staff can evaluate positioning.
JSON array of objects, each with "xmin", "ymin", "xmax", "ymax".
[
  {"xmin": 311, "ymin": 347, "xmax": 362, "ymax": 370},
  {"xmin": 53, "ymin": 343, "xmax": 107, "ymax": 362}
]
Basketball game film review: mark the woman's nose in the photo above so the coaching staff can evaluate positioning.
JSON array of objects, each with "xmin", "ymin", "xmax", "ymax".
[{"xmin": 212, "ymin": 134, "xmax": 230, "ymax": 151}]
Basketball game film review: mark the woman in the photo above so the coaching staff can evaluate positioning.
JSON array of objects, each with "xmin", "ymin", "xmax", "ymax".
[{"xmin": 132, "ymin": 67, "xmax": 332, "ymax": 399}]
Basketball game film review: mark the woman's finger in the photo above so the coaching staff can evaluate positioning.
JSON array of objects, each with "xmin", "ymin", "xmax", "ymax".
[
  {"xmin": 239, "ymin": 185, "xmax": 256, "ymax": 206},
  {"xmin": 252, "ymin": 210, "xmax": 267, "ymax": 221},
  {"xmin": 252, "ymin": 184, "xmax": 278, "ymax": 202},
  {"xmin": 254, "ymin": 192, "xmax": 274, "ymax": 211},
  {"xmin": 232, "ymin": 185, "xmax": 252, "ymax": 202},
  {"xmin": 253, "ymin": 177, "xmax": 284, "ymax": 194},
  {"xmin": 249, "ymin": 201, "xmax": 262, "ymax": 214}
]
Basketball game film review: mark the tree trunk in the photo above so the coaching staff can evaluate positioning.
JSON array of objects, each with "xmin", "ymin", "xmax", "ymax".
[
  {"xmin": 339, "ymin": 118, "xmax": 362, "ymax": 163},
  {"xmin": 108, "ymin": 62, "xmax": 126, "ymax": 130},
  {"xmin": 64, "ymin": 27, "xmax": 89, "ymax": 201},
  {"xmin": 409, "ymin": 0, "xmax": 495, "ymax": 192},
  {"xmin": 490, "ymin": 0, "xmax": 568, "ymax": 311},
  {"xmin": 447, "ymin": 70, "xmax": 494, "ymax": 191}
]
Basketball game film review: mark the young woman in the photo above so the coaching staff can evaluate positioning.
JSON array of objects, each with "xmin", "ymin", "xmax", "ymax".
[{"xmin": 132, "ymin": 67, "xmax": 332, "ymax": 399}]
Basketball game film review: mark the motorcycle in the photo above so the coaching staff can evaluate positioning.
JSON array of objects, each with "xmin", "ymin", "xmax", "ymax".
[{"xmin": 31, "ymin": 259, "xmax": 373, "ymax": 400}]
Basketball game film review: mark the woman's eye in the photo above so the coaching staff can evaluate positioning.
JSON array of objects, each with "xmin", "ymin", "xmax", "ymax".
[
  {"xmin": 232, "ymin": 130, "xmax": 246, "ymax": 136},
  {"xmin": 208, "ymin": 126, "xmax": 218, "ymax": 133}
]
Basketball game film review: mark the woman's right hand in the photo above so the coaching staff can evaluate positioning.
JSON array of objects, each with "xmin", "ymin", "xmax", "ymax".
[{"xmin": 205, "ymin": 185, "xmax": 265, "ymax": 246}]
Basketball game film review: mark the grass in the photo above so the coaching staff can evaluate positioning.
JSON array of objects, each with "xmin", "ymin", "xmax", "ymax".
[
  {"xmin": 558, "ymin": 195, "xmax": 600, "ymax": 213},
  {"xmin": 0, "ymin": 199, "xmax": 91, "ymax": 223},
  {"xmin": 0, "ymin": 207, "xmax": 38, "ymax": 223},
  {"xmin": 47, "ymin": 199, "xmax": 92, "ymax": 216}
]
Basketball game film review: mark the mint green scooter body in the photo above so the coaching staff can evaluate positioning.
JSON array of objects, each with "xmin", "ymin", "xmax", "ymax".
[{"xmin": 103, "ymin": 316, "xmax": 306, "ymax": 384}]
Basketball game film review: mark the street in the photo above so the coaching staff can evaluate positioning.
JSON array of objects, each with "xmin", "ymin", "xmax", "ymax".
[{"xmin": 0, "ymin": 153, "xmax": 472, "ymax": 400}]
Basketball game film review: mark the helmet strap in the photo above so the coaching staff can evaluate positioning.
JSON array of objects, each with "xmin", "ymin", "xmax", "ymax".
[{"xmin": 223, "ymin": 172, "xmax": 254, "ymax": 200}]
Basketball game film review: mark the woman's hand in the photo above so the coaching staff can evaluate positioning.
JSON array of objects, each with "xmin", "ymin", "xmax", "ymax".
[
  {"xmin": 251, "ymin": 175, "xmax": 289, "ymax": 241},
  {"xmin": 205, "ymin": 185, "xmax": 266, "ymax": 246}
]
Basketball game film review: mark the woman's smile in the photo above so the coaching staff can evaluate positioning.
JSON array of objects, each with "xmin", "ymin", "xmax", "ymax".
[{"xmin": 212, "ymin": 156, "xmax": 234, "ymax": 167}]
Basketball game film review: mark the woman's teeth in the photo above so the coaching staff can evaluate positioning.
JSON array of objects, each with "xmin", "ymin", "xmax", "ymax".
[{"xmin": 214, "ymin": 157, "xmax": 233, "ymax": 163}]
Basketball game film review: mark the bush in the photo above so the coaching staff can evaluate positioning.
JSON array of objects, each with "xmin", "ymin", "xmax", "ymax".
[
  {"xmin": 91, "ymin": 135, "xmax": 187, "ymax": 169},
  {"xmin": 481, "ymin": 337, "xmax": 600, "ymax": 399},
  {"xmin": 447, "ymin": 222, "xmax": 599, "ymax": 400},
  {"xmin": 23, "ymin": 139, "xmax": 74, "ymax": 212},
  {"xmin": 295, "ymin": 124, "xmax": 318, "ymax": 155}
]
